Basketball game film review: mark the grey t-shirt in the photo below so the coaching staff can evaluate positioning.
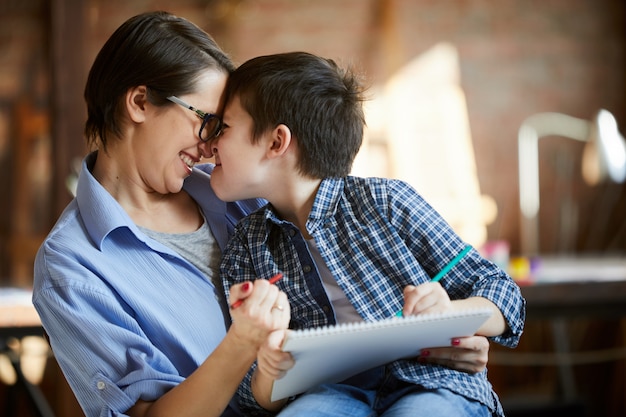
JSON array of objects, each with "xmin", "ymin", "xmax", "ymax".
[{"xmin": 139, "ymin": 218, "xmax": 222, "ymax": 288}]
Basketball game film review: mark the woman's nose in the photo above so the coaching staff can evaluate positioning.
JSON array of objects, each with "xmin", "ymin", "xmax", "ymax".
[{"xmin": 198, "ymin": 141, "xmax": 214, "ymax": 158}]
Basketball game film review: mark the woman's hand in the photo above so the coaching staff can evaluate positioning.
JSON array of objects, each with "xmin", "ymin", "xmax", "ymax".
[
  {"xmin": 418, "ymin": 335, "xmax": 489, "ymax": 374},
  {"xmin": 399, "ymin": 283, "xmax": 495, "ymax": 374},
  {"xmin": 228, "ymin": 279, "xmax": 290, "ymax": 347}
]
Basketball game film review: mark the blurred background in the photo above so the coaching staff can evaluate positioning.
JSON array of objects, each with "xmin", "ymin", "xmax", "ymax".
[{"xmin": 0, "ymin": 0, "xmax": 624, "ymax": 416}]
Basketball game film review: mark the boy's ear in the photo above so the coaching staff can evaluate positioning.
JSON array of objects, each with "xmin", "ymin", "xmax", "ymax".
[
  {"xmin": 268, "ymin": 124, "xmax": 292, "ymax": 157},
  {"xmin": 125, "ymin": 86, "xmax": 149, "ymax": 123}
]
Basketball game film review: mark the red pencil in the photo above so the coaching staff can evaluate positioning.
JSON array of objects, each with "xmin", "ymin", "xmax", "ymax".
[{"xmin": 230, "ymin": 273, "xmax": 283, "ymax": 309}]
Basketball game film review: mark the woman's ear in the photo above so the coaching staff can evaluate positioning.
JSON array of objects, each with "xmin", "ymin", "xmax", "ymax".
[
  {"xmin": 125, "ymin": 86, "xmax": 149, "ymax": 123},
  {"xmin": 268, "ymin": 124, "xmax": 292, "ymax": 158}
]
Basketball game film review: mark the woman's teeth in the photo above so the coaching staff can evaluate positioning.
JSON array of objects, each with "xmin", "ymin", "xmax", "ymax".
[{"xmin": 179, "ymin": 153, "xmax": 196, "ymax": 168}]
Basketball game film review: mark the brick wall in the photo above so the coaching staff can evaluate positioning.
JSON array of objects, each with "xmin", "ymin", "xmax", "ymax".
[
  {"xmin": 79, "ymin": 0, "xmax": 626, "ymax": 255},
  {"xmin": 1, "ymin": 0, "xmax": 624, "ymax": 278},
  {"xmin": 0, "ymin": 0, "xmax": 51, "ymax": 283}
]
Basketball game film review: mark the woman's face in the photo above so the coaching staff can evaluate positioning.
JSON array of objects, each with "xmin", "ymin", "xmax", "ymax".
[{"xmin": 135, "ymin": 70, "xmax": 228, "ymax": 195}]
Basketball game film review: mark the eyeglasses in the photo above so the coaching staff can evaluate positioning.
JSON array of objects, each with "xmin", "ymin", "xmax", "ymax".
[{"xmin": 167, "ymin": 96, "xmax": 223, "ymax": 142}]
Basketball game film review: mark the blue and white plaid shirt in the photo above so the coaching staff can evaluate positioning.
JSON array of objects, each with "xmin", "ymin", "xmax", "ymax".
[{"xmin": 222, "ymin": 176, "xmax": 525, "ymax": 416}]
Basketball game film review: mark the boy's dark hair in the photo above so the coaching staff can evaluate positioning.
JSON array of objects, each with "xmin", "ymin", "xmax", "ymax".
[
  {"xmin": 225, "ymin": 51, "xmax": 366, "ymax": 178},
  {"xmin": 84, "ymin": 11, "xmax": 235, "ymax": 149}
]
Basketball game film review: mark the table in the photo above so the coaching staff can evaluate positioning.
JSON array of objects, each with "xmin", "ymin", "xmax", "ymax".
[
  {"xmin": 0, "ymin": 287, "xmax": 55, "ymax": 417},
  {"xmin": 520, "ymin": 279, "xmax": 626, "ymax": 319},
  {"xmin": 512, "ymin": 255, "xmax": 626, "ymax": 319},
  {"xmin": 493, "ymin": 256, "xmax": 626, "ymax": 415}
]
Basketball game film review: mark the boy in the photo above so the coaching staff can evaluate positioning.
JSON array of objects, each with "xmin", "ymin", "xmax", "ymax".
[{"xmin": 209, "ymin": 52, "xmax": 525, "ymax": 417}]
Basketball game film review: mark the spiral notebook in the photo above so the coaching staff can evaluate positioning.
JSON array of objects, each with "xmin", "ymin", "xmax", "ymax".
[{"xmin": 271, "ymin": 308, "xmax": 492, "ymax": 401}]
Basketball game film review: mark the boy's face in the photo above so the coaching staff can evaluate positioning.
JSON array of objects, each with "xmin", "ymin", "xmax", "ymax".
[{"xmin": 209, "ymin": 95, "xmax": 268, "ymax": 202}]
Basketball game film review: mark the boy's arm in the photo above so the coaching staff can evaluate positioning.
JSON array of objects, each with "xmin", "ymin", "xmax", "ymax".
[
  {"xmin": 221, "ymin": 223, "xmax": 289, "ymax": 415},
  {"xmin": 401, "ymin": 282, "xmax": 507, "ymax": 336},
  {"xmin": 387, "ymin": 179, "xmax": 525, "ymax": 347},
  {"xmin": 250, "ymin": 330, "xmax": 294, "ymax": 410}
]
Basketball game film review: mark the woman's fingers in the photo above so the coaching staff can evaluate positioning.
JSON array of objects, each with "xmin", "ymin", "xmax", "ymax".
[{"xmin": 418, "ymin": 336, "xmax": 489, "ymax": 374}]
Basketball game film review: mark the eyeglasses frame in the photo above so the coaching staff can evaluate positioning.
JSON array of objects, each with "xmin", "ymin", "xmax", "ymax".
[{"xmin": 166, "ymin": 95, "xmax": 223, "ymax": 143}]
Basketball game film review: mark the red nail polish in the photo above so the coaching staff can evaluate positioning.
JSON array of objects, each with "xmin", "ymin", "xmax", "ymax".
[
  {"xmin": 451, "ymin": 338, "xmax": 460, "ymax": 346},
  {"xmin": 421, "ymin": 350, "xmax": 430, "ymax": 357},
  {"xmin": 242, "ymin": 282, "xmax": 250, "ymax": 291}
]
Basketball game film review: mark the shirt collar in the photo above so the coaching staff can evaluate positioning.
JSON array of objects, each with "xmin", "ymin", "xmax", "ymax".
[
  {"xmin": 76, "ymin": 152, "xmax": 139, "ymax": 250},
  {"xmin": 308, "ymin": 177, "xmax": 344, "ymax": 223},
  {"xmin": 75, "ymin": 152, "xmax": 231, "ymax": 251},
  {"xmin": 262, "ymin": 177, "xmax": 345, "ymax": 234}
]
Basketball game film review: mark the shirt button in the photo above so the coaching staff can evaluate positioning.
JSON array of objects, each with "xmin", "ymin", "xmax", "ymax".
[
  {"xmin": 97, "ymin": 381, "xmax": 106, "ymax": 390},
  {"xmin": 323, "ymin": 305, "xmax": 331, "ymax": 313},
  {"xmin": 289, "ymin": 229, "xmax": 297, "ymax": 237},
  {"xmin": 302, "ymin": 265, "xmax": 311, "ymax": 273}
]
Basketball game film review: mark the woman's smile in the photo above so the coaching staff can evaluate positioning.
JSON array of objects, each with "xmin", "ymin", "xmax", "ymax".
[{"xmin": 179, "ymin": 151, "xmax": 199, "ymax": 174}]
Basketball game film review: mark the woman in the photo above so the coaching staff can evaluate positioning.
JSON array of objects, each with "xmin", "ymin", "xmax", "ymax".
[{"xmin": 33, "ymin": 11, "xmax": 288, "ymax": 417}]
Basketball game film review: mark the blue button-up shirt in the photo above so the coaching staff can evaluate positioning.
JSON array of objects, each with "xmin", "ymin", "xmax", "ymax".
[
  {"xmin": 33, "ymin": 152, "xmax": 262, "ymax": 417},
  {"xmin": 221, "ymin": 176, "xmax": 525, "ymax": 416}
]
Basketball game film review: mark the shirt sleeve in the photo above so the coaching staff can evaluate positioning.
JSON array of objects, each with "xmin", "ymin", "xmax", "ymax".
[
  {"xmin": 384, "ymin": 179, "xmax": 526, "ymax": 347},
  {"xmin": 34, "ymin": 247, "xmax": 183, "ymax": 416}
]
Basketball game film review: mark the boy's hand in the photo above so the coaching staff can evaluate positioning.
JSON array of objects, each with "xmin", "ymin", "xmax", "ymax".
[
  {"xmin": 257, "ymin": 330, "xmax": 294, "ymax": 380},
  {"xmin": 401, "ymin": 284, "xmax": 490, "ymax": 374},
  {"xmin": 251, "ymin": 329, "xmax": 294, "ymax": 411},
  {"xmin": 400, "ymin": 282, "xmax": 453, "ymax": 316}
]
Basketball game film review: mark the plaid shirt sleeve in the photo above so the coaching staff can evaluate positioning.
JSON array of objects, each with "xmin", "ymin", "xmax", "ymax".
[
  {"xmin": 220, "ymin": 215, "xmax": 281, "ymax": 416},
  {"xmin": 383, "ymin": 179, "xmax": 525, "ymax": 346}
]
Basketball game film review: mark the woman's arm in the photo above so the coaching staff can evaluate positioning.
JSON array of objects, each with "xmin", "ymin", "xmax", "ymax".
[{"xmin": 128, "ymin": 279, "xmax": 289, "ymax": 417}]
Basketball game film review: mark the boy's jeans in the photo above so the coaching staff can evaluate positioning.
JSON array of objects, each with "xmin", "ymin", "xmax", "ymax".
[{"xmin": 276, "ymin": 365, "xmax": 491, "ymax": 417}]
